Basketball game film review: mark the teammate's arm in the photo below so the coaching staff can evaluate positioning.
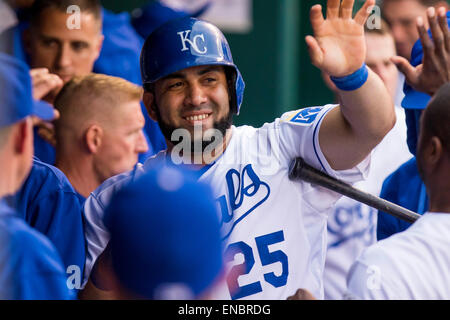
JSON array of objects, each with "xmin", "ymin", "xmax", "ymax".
[{"xmin": 306, "ymin": 0, "xmax": 395, "ymax": 171}]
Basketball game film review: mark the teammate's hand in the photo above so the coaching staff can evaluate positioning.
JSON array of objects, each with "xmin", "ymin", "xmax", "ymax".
[
  {"xmin": 392, "ymin": 7, "xmax": 450, "ymax": 97},
  {"xmin": 287, "ymin": 288, "xmax": 317, "ymax": 300},
  {"xmin": 30, "ymin": 68, "xmax": 63, "ymax": 102},
  {"xmin": 306, "ymin": 0, "xmax": 375, "ymax": 77},
  {"xmin": 30, "ymin": 68, "xmax": 62, "ymax": 146}
]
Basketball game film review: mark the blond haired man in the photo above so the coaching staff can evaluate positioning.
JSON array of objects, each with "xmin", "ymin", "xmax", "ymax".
[{"xmin": 54, "ymin": 73, "xmax": 149, "ymax": 201}]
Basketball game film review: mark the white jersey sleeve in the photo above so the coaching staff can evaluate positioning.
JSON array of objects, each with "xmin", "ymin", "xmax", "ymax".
[
  {"xmin": 277, "ymin": 105, "xmax": 370, "ymax": 183},
  {"xmin": 82, "ymin": 164, "xmax": 146, "ymax": 286}
]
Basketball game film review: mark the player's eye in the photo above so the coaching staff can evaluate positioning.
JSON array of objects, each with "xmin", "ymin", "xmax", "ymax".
[
  {"xmin": 41, "ymin": 38, "xmax": 58, "ymax": 48},
  {"xmin": 71, "ymin": 41, "xmax": 89, "ymax": 52},
  {"xmin": 167, "ymin": 81, "xmax": 184, "ymax": 90},
  {"xmin": 202, "ymin": 75, "xmax": 218, "ymax": 85}
]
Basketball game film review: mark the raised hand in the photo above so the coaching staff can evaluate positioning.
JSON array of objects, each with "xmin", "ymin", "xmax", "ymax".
[
  {"xmin": 392, "ymin": 7, "xmax": 450, "ymax": 97},
  {"xmin": 306, "ymin": 0, "xmax": 375, "ymax": 77}
]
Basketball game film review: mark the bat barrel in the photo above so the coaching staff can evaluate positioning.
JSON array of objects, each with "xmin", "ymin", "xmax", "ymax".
[{"xmin": 288, "ymin": 157, "xmax": 421, "ymax": 224}]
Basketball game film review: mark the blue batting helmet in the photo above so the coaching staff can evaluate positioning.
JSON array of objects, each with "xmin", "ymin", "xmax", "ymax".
[{"xmin": 140, "ymin": 17, "xmax": 245, "ymax": 114}]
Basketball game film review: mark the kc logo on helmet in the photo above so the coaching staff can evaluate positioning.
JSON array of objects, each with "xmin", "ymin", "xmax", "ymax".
[{"xmin": 177, "ymin": 30, "xmax": 208, "ymax": 54}]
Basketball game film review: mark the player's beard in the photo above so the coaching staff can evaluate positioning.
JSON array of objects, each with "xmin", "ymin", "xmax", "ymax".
[{"xmin": 154, "ymin": 104, "xmax": 234, "ymax": 154}]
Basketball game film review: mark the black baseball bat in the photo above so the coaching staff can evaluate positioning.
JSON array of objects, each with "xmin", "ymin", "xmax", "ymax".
[{"xmin": 288, "ymin": 157, "xmax": 421, "ymax": 223}]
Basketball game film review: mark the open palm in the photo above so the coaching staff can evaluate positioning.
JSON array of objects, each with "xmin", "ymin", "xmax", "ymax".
[{"xmin": 306, "ymin": 0, "xmax": 375, "ymax": 77}]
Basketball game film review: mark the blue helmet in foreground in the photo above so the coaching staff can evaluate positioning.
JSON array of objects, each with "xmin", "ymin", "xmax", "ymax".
[{"xmin": 140, "ymin": 17, "xmax": 245, "ymax": 114}]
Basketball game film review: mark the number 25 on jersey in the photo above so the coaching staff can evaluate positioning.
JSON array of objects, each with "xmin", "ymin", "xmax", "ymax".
[{"xmin": 225, "ymin": 230, "xmax": 288, "ymax": 300}]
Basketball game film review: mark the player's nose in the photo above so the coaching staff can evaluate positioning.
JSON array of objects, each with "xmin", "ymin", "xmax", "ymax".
[
  {"xmin": 136, "ymin": 130, "xmax": 149, "ymax": 154},
  {"xmin": 55, "ymin": 43, "xmax": 72, "ymax": 70},
  {"xmin": 185, "ymin": 83, "xmax": 208, "ymax": 107}
]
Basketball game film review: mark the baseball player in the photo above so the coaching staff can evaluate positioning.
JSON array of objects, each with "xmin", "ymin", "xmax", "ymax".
[
  {"xmin": 53, "ymin": 73, "xmax": 149, "ymax": 201},
  {"xmin": 345, "ymin": 82, "xmax": 450, "ymax": 299},
  {"xmin": 378, "ymin": 7, "xmax": 450, "ymax": 240},
  {"xmin": 82, "ymin": 164, "xmax": 224, "ymax": 300},
  {"xmin": 14, "ymin": 0, "xmax": 164, "ymax": 163},
  {"xmin": 83, "ymin": 0, "xmax": 395, "ymax": 300},
  {"xmin": 0, "ymin": 52, "xmax": 72, "ymax": 299}
]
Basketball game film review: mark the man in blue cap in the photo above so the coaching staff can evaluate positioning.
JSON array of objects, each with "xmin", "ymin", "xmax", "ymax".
[
  {"xmin": 81, "ymin": 164, "xmax": 224, "ymax": 299},
  {"xmin": 0, "ymin": 52, "xmax": 72, "ymax": 299},
  {"xmin": 377, "ymin": 6, "xmax": 450, "ymax": 240}
]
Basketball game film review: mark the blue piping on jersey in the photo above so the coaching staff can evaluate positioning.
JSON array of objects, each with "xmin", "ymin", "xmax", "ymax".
[
  {"xmin": 312, "ymin": 110, "xmax": 330, "ymax": 173},
  {"xmin": 418, "ymin": 182, "xmax": 427, "ymax": 214}
]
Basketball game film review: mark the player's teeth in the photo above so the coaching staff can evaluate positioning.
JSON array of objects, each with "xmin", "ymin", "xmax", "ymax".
[{"xmin": 186, "ymin": 114, "xmax": 209, "ymax": 121}]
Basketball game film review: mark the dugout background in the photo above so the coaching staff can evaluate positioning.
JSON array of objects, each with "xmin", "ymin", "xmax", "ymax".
[{"xmin": 101, "ymin": 0, "xmax": 357, "ymax": 127}]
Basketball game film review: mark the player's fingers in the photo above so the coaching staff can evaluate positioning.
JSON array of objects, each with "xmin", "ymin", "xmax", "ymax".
[
  {"xmin": 417, "ymin": 16, "xmax": 440, "ymax": 70},
  {"xmin": 326, "ymin": 0, "xmax": 340, "ymax": 19},
  {"xmin": 305, "ymin": 35, "xmax": 323, "ymax": 67},
  {"xmin": 310, "ymin": 4, "xmax": 325, "ymax": 33},
  {"xmin": 391, "ymin": 56, "xmax": 419, "ymax": 87},
  {"xmin": 32, "ymin": 74, "xmax": 63, "ymax": 100},
  {"xmin": 30, "ymin": 68, "xmax": 50, "ymax": 85},
  {"xmin": 354, "ymin": 0, "xmax": 375, "ymax": 25},
  {"xmin": 340, "ymin": 0, "xmax": 354, "ymax": 20},
  {"xmin": 427, "ymin": 7, "xmax": 446, "ymax": 59},
  {"xmin": 30, "ymin": 68, "xmax": 49, "ymax": 77},
  {"xmin": 38, "ymin": 126, "xmax": 57, "ymax": 147},
  {"xmin": 437, "ymin": 7, "xmax": 450, "ymax": 52}
]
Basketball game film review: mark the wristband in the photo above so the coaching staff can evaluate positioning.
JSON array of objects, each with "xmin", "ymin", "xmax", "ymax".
[{"xmin": 330, "ymin": 63, "xmax": 369, "ymax": 91}]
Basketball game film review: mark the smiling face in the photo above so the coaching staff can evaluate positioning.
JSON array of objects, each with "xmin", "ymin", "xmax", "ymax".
[
  {"xmin": 145, "ymin": 65, "xmax": 233, "ymax": 149},
  {"xmin": 25, "ymin": 7, "xmax": 103, "ymax": 83}
]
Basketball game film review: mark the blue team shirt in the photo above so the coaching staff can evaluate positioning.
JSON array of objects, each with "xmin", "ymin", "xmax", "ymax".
[
  {"xmin": 0, "ymin": 200, "xmax": 72, "ymax": 299},
  {"xmin": 11, "ymin": 158, "xmax": 86, "ymax": 283},
  {"xmin": 377, "ymin": 157, "xmax": 428, "ymax": 240}
]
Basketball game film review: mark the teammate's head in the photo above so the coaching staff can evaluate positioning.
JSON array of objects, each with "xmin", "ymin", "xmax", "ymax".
[
  {"xmin": 364, "ymin": 19, "xmax": 398, "ymax": 100},
  {"xmin": 140, "ymin": 17, "xmax": 244, "ymax": 151},
  {"xmin": 416, "ymin": 82, "xmax": 450, "ymax": 193},
  {"xmin": 54, "ymin": 73, "xmax": 148, "ymax": 187},
  {"xmin": 0, "ymin": 53, "xmax": 55, "ymax": 196},
  {"xmin": 381, "ymin": 0, "xmax": 449, "ymax": 59},
  {"xmin": 23, "ymin": 0, "xmax": 103, "ymax": 83},
  {"xmin": 103, "ymin": 164, "xmax": 224, "ymax": 299}
]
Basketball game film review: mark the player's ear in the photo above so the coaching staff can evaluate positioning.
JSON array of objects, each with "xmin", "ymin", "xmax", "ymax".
[
  {"xmin": 94, "ymin": 34, "xmax": 104, "ymax": 60},
  {"xmin": 85, "ymin": 124, "xmax": 103, "ymax": 154},
  {"xmin": 428, "ymin": 136, "xmax": 443, "ymax": 169},
  {"xmin": 13, "ymin": 118, "xmax": 33, "ymax": 155},
  {"xmin": 143, "ymin": 91, "xmax": 157, "ymax": 122}
]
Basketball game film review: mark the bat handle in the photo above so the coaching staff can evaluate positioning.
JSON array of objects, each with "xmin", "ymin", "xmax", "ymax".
[{"xmin": 288, "ymin": 157, "xmax": 421, "ymax": 224}]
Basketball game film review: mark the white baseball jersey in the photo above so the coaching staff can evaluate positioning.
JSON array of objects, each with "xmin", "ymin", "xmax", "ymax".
[
  {"xmin": 83, "ymin": 105, "xmax": 370, "ymax": 299},
  {"xmin": 323, "ymin": 106, "xmax": 412, "ymax": 300},
  {"xmin": 345, "ymin": 212, "xmax": 450, "ymax": 299}
]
